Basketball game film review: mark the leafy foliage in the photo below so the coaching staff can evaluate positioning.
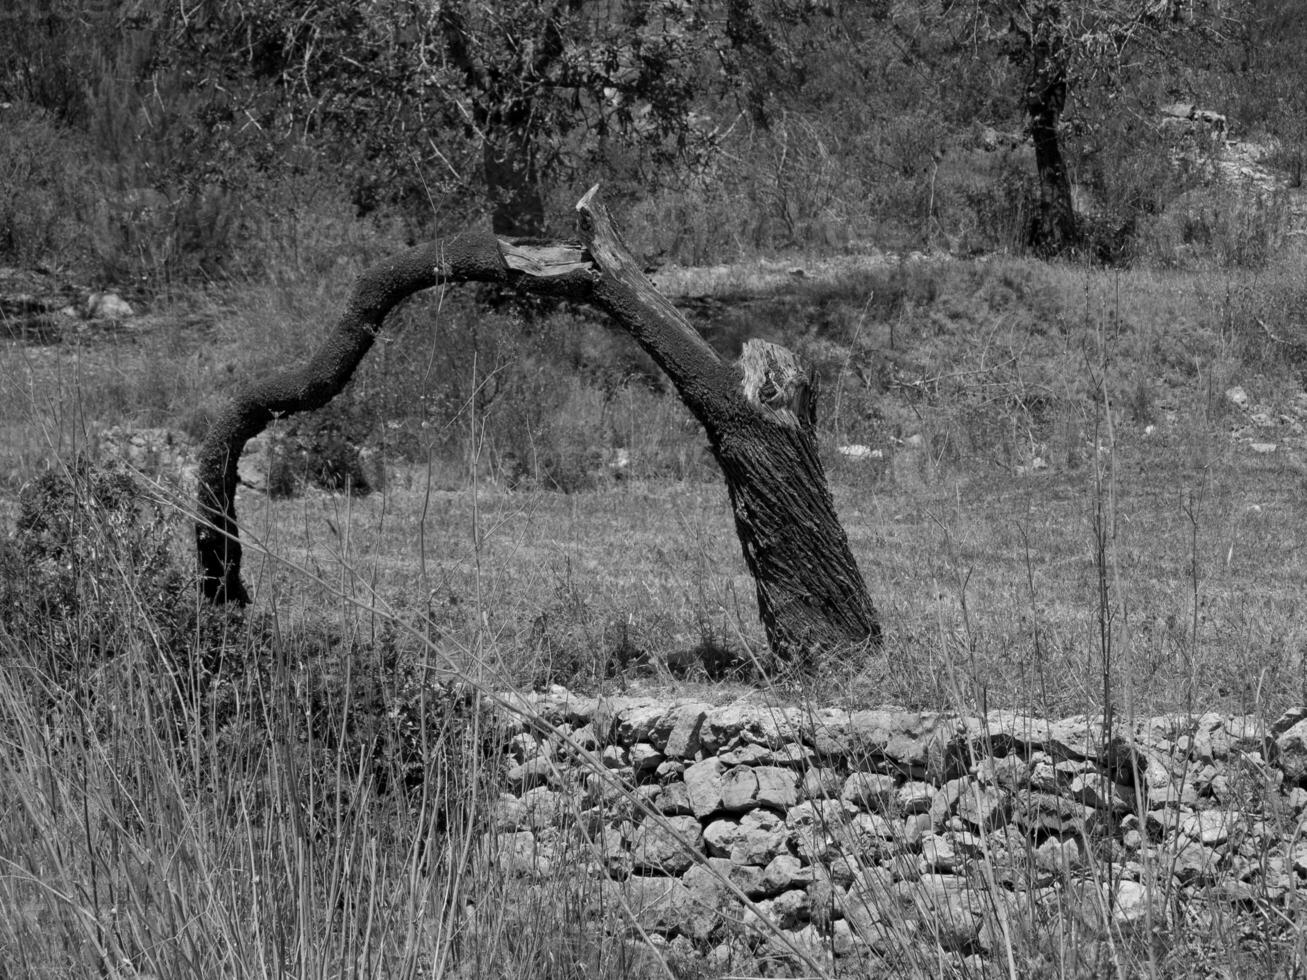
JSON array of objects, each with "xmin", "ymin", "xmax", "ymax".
[
  {"xmin": 0, "ymin": 0, "xmax": 1299, "ymax": 276},
  {"xmin": 938, "ymin": 0, "xmax": 1252, "ymax": 255},
  {"xmin": 142, "ymin": 0, "xmax": 744, "ymax": 235},
  {"xmin": 0, "ymin": 459, "xmax": 190, "ymax": 668},
  {"xmin": 268, "ymin": 400, "xmax": 380, "ymax": 498}
]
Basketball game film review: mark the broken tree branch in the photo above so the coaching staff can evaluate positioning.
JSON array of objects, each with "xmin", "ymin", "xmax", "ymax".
[{"xmin": 196, "ymin": 187, "xmax": 878, "ymax": 658}]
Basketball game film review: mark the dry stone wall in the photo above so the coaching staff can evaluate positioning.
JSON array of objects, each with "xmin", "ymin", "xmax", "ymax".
[{"xmin": 480, "ymin": 689, "xmax": 1307, "ymax": 973}]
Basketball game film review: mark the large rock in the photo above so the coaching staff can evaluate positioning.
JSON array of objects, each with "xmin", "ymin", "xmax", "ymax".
[
  {"xmin": 1180, "ymin": 809, "xmax": 1242, "ymax": 846},
  {"xmin": 700, "ymin": 705, "xmax": 802, "ymax": 753},
  {"xmin": 623, "ymin": 876, "xmax": 718, "ymax": 941},
  {"xmin": 703, "ymin": 809, "xmax": 790, "ymax": 865},
  {"xmin": 684, "ymin": 857, "xmax": 768, "ymax": 900},
  {"xmin": 894, "ymin": 874, "xmax": 986, "ymax": 952},
  {"xmin": 659, "ymin": 702, "xmax": 710, "ymax": 757},
  {"xmin": 821, "ymin": 709, "xmax": 961, "ymax": 778},
  {"xmin": 1276, "ymin": 718, "xmax": 1307, "ymax": 784},
  {"xmin": 85, "ymin": 291, "xmax": 135, "ymax": 319},
  {"xmin": 841, "ymin": 772, "xmax": 899, "ymax": 811},
  {"xmin": 684, "ymin": 757, "xmax": 726, "ymax": 818},
  {"xmin": 760, "ymin": 853, "xmax": 813, "ymax": 894},
  {"xmin": 793, "ymin": 809, "xmax": 896, "ymax": 864},
  {"xmin": 720, "ymin": 765, "xmax": 799, "ymax": 811},
  {"xmin": 979, "ymin": 713, "xmax": 1107, "ymax": 761},
  {"xmin": 631, "ymin": 814, "xmax": 704, "ymax": 875},
  {"xmin": 1109, "ymin": 880, "xmax": 1160, "ymax": 927}
]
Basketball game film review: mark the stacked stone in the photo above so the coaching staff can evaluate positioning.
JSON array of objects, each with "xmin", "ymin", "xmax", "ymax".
[
  {"xmin": 482, "ymin": 689, "xmax": 1307, "ymax": 972},
  {"xmin": 97, "ymin": 425, "xmax": 193, "ymax": 478}
]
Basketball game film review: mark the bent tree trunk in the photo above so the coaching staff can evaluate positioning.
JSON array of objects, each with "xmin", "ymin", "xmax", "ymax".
[{"xmin": 196, "ymin": 187, "xmax": 879, "ymax": 659}]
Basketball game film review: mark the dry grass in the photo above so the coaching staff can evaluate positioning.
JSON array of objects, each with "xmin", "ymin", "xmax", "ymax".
[
  {"xmin": 6, "ymin": 248, "xmax": 1307, "ymax": 714},
  {"xmin": 212, "ymin": 398, "xmax": 1307, "ymax": 723},
  {"xmin": 4, "ymin": 245, "xmax": 1307, "ymax": 977},
  {"xmin": 229, "ymin": 474, "xmax": 759, "ymax": 688}
]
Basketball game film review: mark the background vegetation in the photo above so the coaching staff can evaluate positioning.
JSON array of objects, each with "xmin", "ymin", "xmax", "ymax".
[{"xmin": 3, "ymin": 0, "xmax": 1307, "ymax": 976}]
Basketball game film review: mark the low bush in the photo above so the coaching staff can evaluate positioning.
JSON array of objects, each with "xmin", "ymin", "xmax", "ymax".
[
  {"xmin": 268, "ymin": 399, "xmax": 380, "ymax": 498},
  {"xmin": 1139, "ymin": 186, "xmax": 1294, "ymax": 270},
  {"xmin": 0, "ymin": 104, "xmax": 96, "ymax": 269},
  {"xmin": 1, "ymin": 457, "xmax": 191, "ymax": 672}
]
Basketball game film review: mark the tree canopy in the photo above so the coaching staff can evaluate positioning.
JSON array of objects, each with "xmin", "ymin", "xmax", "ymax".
[{"xmin": 0, "ymin": 0, "xmax": 1301, "ymax": 267}]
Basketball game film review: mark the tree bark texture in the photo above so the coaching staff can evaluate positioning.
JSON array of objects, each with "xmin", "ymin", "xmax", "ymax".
[
  {"xmin": 715, "ymin": 340, "xmax": 880, "ymax": 656},
  {"xmin": 575, "ymin": 192, "xmax": 879, "ymax": 658},
  {"xmin": 196, "ymin": 187, "xmax": 879, "ymax": 658},
  {"xmin": 1025, "ymin": 36, "xmax": 1078, "ymax": 254}
]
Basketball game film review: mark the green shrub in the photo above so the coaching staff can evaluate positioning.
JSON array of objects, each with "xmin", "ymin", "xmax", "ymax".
[
  {"xmin": 0, "ymin": 104, "xmax": 96, "ymax": 268},
  {"xmin": 269, "ymin": 399, "xmax": 379, "ymax": 498},
  {"xmin": 1139, "ymin": 187, "xmax": 1291, "ymax": 270},
  {"xmin": 1, "ymin": 458, "xmax": 190, "ymax": 669},
  {"xmin": 0, "ymin": 457, "xmax": 259, "ymax": 750}
]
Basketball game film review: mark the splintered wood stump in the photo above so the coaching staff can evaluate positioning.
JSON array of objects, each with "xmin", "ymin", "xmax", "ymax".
[
  {"xmin": 196, "ymin": 186, "xmax": 879, "ymax": 659},
  {"xmin": 716, "ymin": 339, "xmax": 879, "ymax": 656}
]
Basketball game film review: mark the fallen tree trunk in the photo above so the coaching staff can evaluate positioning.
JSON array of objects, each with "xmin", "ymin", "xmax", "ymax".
[{"xmin": 196, "ymin": 187, "xmax": 879, "ymax": 658}]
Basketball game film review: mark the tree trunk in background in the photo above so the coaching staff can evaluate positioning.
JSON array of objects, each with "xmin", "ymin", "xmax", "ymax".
[
  {"xmin": 196, "ymin": 187, "xmax": 879, "ymax": 659},
  {"xmin": 1025, "ymin": 36, "xmax": 1078, "ymax": 254},
  {"xmin": 437, "ymin": 1, "xmax": 559, "ymax": 238},
  {"xmin": 483, "ymin": 124, "xmax": 546, "ymax": 237}
]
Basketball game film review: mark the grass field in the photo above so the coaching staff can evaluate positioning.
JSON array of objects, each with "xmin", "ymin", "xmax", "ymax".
[
  {"xmin": 8, "ymin": 248, "xmax": 1307, "ymax": 716},
  {"xmin": 182, "ymin": 425, "xmax": 1307, "ymax": 724},
  {"xmin": 4, "ymin": 244, "xmax": 1307, "ymax": 977}
]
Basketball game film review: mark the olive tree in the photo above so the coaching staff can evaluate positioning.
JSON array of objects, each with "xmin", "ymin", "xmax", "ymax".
[
  {"xmin": 948, "ymin": 0, "xmax": 1241, "ymax": 254},
  {"xmin": 196, "ymin": 189, "xmax": 880, "ymax": 660},
  {"xmin": 162, "ymin": 0, "xmax": 737, "ymax": 234}
]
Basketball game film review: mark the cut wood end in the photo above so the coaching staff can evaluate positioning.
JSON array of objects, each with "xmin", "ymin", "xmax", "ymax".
[
  {"xmin": 576, "ymin": 183, "xmax": 602, "ymax": 212},
  {"xmin": 500, "ymin": 240, "xmax": 593, "ymax": 278},
  {"xmin": 737, "ymin": 339, "xmax": 818, "ymax": 429}
]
